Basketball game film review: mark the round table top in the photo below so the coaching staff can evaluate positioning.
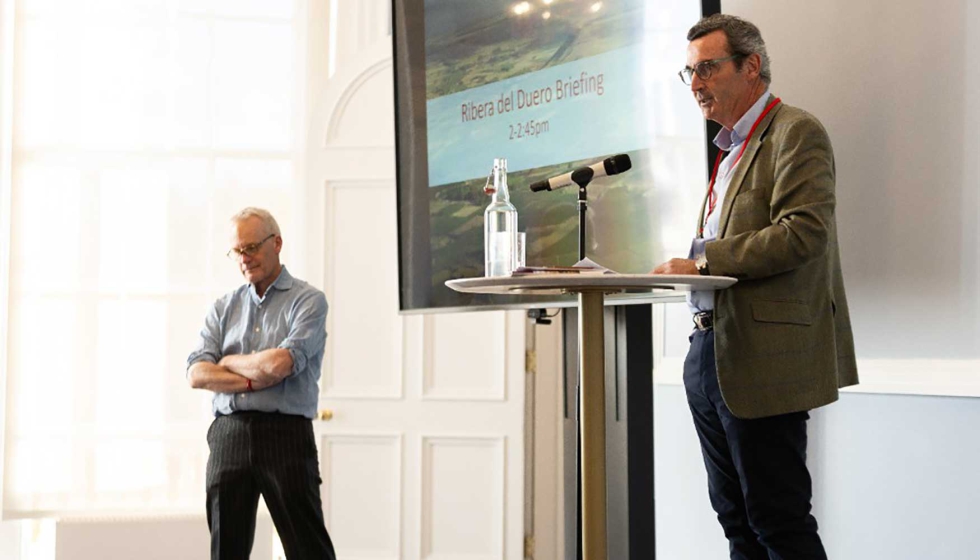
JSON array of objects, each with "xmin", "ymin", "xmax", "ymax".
[{"xmin": 446, "ymin": 273, "xmax": 736, "ymax": 296}]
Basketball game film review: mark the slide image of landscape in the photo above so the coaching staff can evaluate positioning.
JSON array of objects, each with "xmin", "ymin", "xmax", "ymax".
[{"xmin": 424, "ymin": 0, "xmax": 645, "ymax": 100}]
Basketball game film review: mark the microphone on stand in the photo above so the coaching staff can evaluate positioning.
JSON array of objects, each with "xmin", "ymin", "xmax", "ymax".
[{"xmin": 529, "ymin": 154, "xmax": 632, "ymax": 192}]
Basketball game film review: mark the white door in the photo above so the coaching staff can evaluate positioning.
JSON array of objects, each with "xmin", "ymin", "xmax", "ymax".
[{"xmin": 305, "ymin": 39, "xmax": 526, "ymax": 560}]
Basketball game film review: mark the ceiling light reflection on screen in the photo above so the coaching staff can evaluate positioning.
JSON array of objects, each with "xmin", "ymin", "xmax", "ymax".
[
  {"xmin": 542, "ymin": 11, "xmax": 551, "ymax": 19},
  {"xmin": 513, "ymin": 2, "xmax": 531, "ymax": 15},
  {"xmin": 590, "ymin": 2, "xmax": 603, "ymax": 13}
]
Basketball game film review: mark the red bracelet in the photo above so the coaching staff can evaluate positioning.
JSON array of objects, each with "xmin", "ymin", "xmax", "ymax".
[{"xmin": 246, "ymin": 378, "xmax": 253, "ymax": 392}]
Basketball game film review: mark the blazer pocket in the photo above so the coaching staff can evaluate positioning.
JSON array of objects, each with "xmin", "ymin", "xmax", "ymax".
[
  {"xmin": 751, "ymin": 299, "xmax": 812, "ymax": 326},
  {"xmin": 728, "ymin": 189, "xmax": 771, "ymax": 231},
  {"xmin": 731, "ymin": 188, "xmax": 768, "ymax": 212}
]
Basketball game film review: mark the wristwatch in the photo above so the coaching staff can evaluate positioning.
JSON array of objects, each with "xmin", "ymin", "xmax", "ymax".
[{"xmin": 695, "ymin": 254, "xmax": 710, "ymax": 276}]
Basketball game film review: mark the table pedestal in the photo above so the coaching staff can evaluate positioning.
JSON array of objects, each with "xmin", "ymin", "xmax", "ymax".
[
  {"xmin": 579, "ymin": 290, "xmax": 607, "ymax": 559},
  {"xmin": 444, "ymin": 274, "xmax": 736, "ymax": 560}
]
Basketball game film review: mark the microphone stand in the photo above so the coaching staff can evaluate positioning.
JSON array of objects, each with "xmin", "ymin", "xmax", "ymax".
[
  {"xmin": 529, "ymin": 154, "xmax": 632, "ymax": 265},
  {"xmin": 571, "ymin": 167, "xmax": 595, "ymax": 261}
]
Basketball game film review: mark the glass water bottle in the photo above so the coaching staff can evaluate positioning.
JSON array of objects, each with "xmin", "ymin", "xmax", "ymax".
[{"xmin": 484, "ymin": 158, "xmax": 518, "ymax": 277}]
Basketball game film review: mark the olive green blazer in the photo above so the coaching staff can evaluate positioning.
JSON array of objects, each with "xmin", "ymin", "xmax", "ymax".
[{"xmin": 701, "ymin": 97, "xmax": 859, "ymax": 419}]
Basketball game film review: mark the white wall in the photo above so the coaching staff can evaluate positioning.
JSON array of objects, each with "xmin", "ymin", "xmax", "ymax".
[
  {"xmin": 654, "ymin": 1, "xmax": 980, "ymax": 558},
  {"xmin": 656, "ymin": 387, "xmax": 980, "ymax": 559},
  {"xmin": 732, "ymin": 0, "xmax": 980, "ymax": 360}
]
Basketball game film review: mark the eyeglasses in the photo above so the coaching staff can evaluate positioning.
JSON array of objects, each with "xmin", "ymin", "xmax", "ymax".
[
  {"xmin": 678, "ymin": 55, "xmax": 742, "ymax": 85},
  {"xmin": 226, "ymin": 233, "xmax": 276, "ymax": 260}
]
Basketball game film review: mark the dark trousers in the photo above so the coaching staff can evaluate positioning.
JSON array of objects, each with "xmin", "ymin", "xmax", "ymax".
[
  {"xmin": 683, "ymin": 329, "xmax": 826, "ymax": 560},
  {"xmin": 206, "ymin": 412, "xmax": 336, "ymax": 560}
]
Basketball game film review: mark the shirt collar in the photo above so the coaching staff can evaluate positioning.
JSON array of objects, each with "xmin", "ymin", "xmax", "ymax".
[
  {"xmin": 713, "ymin": 89, "xmax": 772, "ymax": 152},
  {"xmin": 248, "ymin": 265, "xmax": 294, "ymax": 301}
]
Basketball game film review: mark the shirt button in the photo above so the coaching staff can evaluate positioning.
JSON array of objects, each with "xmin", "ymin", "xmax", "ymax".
[{"xmin": 254, "ymin": 327, "xmax": 260, "ymax": 333}]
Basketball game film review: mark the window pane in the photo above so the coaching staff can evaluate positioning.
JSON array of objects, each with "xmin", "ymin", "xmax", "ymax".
[
  {"xmin": 177, "ymin": 0, "xmax": 296, "ymax": 19},
  {"xmin": 7, "ymin": 297, "xmax": 80, "ymax": 436},
  {"xmin": 171, "ymin": 19, "xmax": 213, "ymax": 148},
  {"xmin": 214, "ymin": 0, "xmax": 294, "ymax": 19},
  {"xmin": 95, "ymin": 440, "xmax": 166, "ymax": 493},
  {"xmin": 17, "ymin": 20, "xmax": 83, "ymax": 146},
  {"xmin": 176, "ymin": 0, "xmax": 212, "ymax": 16},
  {"xmin": 214, "ymin": 158, "xmax": 292, "ymax": 190},
  {"xmin": 21, "ymin": 0, "xmax": 169, "ymax": 17},
  {"xmin": 12, "ymin": 166, "xmax": 83, "ymax": 291},
  {"xmin": 96, "ymin": 300, "xmax": 166, "ymax": 434},
  {"xmin": 7, "ymin": 440, "xmax": 73, "ymax": 496},
  {"xmin": 213, "ymin": 21, "xmax": 294, "ymax": 150},
  {"xmin": 98, "ymin": 169, "xmax": 169, "ymax": 293},
  {"xmin": 168, "ymin": 159, "xmax": 212, "ymax": 291},
  {"xmin": 79, "ymin": 23, "xmax": 170, "ymax": 150}
]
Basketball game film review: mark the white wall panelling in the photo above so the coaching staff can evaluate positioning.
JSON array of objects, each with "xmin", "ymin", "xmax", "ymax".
[
  {"xmin": 332, "ymin": 0, "xmax": 390, "ymax": 72},
  {"xmin": 321, "ymin": 433, "xmax": 402, "ymax": 559},
  {"xmin": 310, "ymin": 18, "xmax": 525, "ymax": 555},
  {"xmin": 324, "ymin": 57, "xmax": 394, "ymax": 149},
  {"xmin": 422, "ymin": 312, "xmax": 507, "ymax": 401},
  {"xmin": 322, "ymin": 180, "xmax": 403, "ymax": 400},
  {"xmin": 420, "ymin": 436, "xmax": 505, "ymax": 560}
]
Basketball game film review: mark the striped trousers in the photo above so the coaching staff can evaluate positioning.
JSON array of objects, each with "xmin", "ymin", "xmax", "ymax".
[{"xmin": 206, "ymin": 411, "xmax": 336, "ymax": 560}]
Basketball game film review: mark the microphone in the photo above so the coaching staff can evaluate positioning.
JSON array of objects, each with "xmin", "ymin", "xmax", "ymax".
[{"xmin": 529, "ymin": 154, "xmax": 632, "ymax": 192}]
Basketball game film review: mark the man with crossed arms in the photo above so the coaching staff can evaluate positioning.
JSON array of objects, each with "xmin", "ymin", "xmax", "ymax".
[
  {"xmin": 188, "ymin": 207, "xmax": 336, "ymax": 560},
  {"xmin": 653, "ymin": 15, "xmax": 859, "ymax": 559}
]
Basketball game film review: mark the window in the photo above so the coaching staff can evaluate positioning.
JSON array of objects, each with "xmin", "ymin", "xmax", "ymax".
[{"xmin": 3, "ymin": 0, "xmax": 315, "ymax": 517}]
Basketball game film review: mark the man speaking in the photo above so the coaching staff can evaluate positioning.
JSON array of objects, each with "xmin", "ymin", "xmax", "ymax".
[{"xmin": 652, "ymin": 14, "xmax": 858, "ymax": 559}]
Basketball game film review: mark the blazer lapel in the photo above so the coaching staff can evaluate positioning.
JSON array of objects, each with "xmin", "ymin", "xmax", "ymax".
[
  {"xmin": 717, "ymin": 96, "xmax": 781, "ymax": 238},
  {"xmin": 695, "ymin": 184, "xmax": 710, "ymax": 235}
]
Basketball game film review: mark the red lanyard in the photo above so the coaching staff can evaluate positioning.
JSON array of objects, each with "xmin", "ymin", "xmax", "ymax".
[{"xmin": 700, "ymin": 97, "xmax": 781, "ymax": 237}]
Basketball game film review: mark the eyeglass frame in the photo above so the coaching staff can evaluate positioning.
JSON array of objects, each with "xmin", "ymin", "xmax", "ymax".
[
  {"xmin": 226, "ymin": 233, "xmax": 277, "ymax": 260},
  {"xmin": 678, "ymin": 54, "xmax": 744, "ymax": 85}
]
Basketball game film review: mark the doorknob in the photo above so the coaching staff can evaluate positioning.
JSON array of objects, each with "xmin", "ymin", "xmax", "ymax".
[{"xmin": 318, "ymin": 409, "xmax": 334, "ymax": 421}]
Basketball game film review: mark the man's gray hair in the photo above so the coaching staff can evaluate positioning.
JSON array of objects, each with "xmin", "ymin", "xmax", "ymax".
[
  {"xmin": 230, "ymin": 207, "xmax": 282, "ymax": 237},
  {"xmin": 688, "ymin": 14, "xmax": 771, "ymax": 85}
]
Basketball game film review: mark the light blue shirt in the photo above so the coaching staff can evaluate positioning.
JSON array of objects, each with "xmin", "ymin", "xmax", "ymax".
[
  {"xmin": 688, "ymin": 90, "xmax": 771, "ymax": 314},
  {"xmin": 187, "ymin": 266, "xmax": 327, "ymax": 419}
]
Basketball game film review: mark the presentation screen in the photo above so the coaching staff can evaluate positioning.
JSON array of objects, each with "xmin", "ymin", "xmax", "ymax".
[{"xmin": 394, "ymin": 0, "xmax": 710, "ymax": 311}]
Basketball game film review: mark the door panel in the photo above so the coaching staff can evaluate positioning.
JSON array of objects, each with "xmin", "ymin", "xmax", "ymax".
[
  {"xmin": 324, "ymin": 182, "xmax": 402, "ymax": 399},
  {"xmin": 421, "ymin": 436, "xmax": 505, "ymax": 559},
  {"xmin": 322, "ymin": 434, "xmax": 402, "ymax": 559},
  {"xmin": 422, "ymin": 313, "xmax": 506, "ymax": 401}
]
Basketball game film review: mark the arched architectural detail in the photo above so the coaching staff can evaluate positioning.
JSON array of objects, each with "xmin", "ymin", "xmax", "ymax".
[{"xmin": 312, "ymin": 40, "xmax": 394, "ymax": 152}]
